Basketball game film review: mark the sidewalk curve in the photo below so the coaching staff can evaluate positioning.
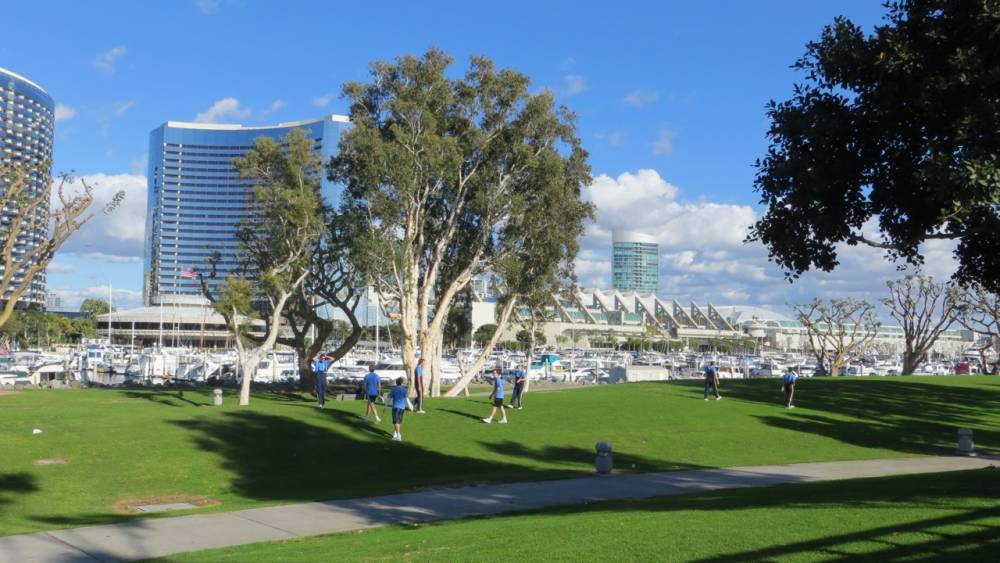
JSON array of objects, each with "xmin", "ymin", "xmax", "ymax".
[{"xmin": 1, "ymin": 456, "xmax": 994, "ymax": 562}]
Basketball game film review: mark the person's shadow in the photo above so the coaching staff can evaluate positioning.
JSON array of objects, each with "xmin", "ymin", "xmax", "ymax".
[{"xmin": 438, "ymin": 408, "xmax": 487, "ymax": 422}]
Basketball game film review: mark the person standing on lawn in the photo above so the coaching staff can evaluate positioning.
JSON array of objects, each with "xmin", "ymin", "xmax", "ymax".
[
  {"xmin": 704, "ymin": 361, "xmax": 722, "ymax": 400},
  {"xmin": 509, "ymin": 364, "xmax": 527, "ymax": 409},
  {"xmin": 413, "ymin": 357, "xmax": 426, "ymax": 413},
  {"xmin": 363, "ymin": 365, "xmax": 382, "ymax": 422},
  {"xmin": 483, "ymin": 369, "xmax": 508, "ymax": 424},
  {"xmin": 782, "ymin": 367, "xmax": 798, "ymax": 409},
  {"xmin": 311, "ymin": 354, "xmax": 332, "ymax": 409},
  {"xmin": 389, "ymin": 377, "xmax": 413, "ymax": 441}
]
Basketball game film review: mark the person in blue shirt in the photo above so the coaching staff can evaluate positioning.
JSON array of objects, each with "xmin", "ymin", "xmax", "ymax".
[
  {"xmin": 509, "ymin": 364, "xmax": 526, "ymax": 409},
  {"xmin": 311, "ymin": 354, "xmax": 332, "ymax": 409},
  {"xmin": 362, "ymin": 365, "xmax": 382, "ymax": 422},
  {"xmin": 782, "ymin": 367, "xmax": 798, "ymax": 409},
  {"xmin": 704, "ymin": 362, "xmax": 722, "ymax": 401},
  {"xmin": 389, "ymin": 377, "xmax": 413, "ymax": 441},
  {"xmin": 414, "ymin": 357, "xmax": 426, "ymax": 413},
  {"xmin": 482, "ymin": 369, "xmax": 508, "ymax": 424}
]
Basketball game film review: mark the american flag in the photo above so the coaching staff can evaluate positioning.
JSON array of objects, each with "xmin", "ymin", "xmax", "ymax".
[{"xmin": 180, "ymin": 267, "xmax": 198, "ymax": 280}]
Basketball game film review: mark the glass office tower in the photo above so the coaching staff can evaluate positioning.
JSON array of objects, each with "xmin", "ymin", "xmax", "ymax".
[
  {"xmin": 0, "ymin": 67, "xmax": 55, "ymax": 308},
  {"xmin": 612, "ymin": 230, "xmax": 660, "ymax": 294},
  {"xmin": 143, "ymin": 115, "xmax": 349, "ymax": 306}
]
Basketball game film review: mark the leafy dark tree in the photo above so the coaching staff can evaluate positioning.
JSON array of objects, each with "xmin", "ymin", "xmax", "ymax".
[
  {"xmin": 79, "ymin": 298, "xmax": 111, "ymax": 318},
  {"xmin": 750, "ymin": 2, "xmax": 1000, "ymax": 291},
  {"xmin": 472, "ymin": 323, "xmax": 497, "ymax": 346}
]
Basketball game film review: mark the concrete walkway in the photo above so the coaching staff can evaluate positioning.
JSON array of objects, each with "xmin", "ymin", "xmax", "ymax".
[{"xmin": 2, "ymin": 456, "xmax": 994, "ymax": 562}]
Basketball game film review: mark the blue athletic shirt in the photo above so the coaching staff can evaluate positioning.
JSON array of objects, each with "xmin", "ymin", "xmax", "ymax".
[
  {"xmin": 389, "ymin": 386, "xmax": 408, "ymax": 410},
  {"xmin": 705, "ymin": 366, "xmax": 718, "ymax": 378},
  {"xmin": 415, "ymin": 366, "xmax": 423, "ymax": 379},
  {"xmin": 514, "ymin": 369, "xmax": 526, "ymax": 383},
  {"xmin": 364, "ymin": 372, "xmax": 381, "ymax": 395},
  {"xmin": 783, "ymin": 371, "xmax": 798, "ymax": 385},
  {"xmin": 311, "ymin": 357, "xmax": 332, "ymax": 373},
  {"xmin": 494, "ymin": 377, "xmax": 505, "ymax": 399}
]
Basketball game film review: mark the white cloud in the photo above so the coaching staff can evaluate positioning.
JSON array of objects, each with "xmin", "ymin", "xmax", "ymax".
[
  {"xmin": 49, "ymin": 286, "xmax": 143, "ymax": 310},
  {"xmin": 129, "ymin": 153, "xmax": 148, "ymax": 175},
  {"xmin": 54, "ymin": 173, "xmax": 147, "ymax": 262},
  {"xmin": 259, "ymin": 99, "xmax": 286, "ymax": 119},
  {"xmin": 195, "ymin": 0, "xmax": 220, "ymax": 14},
  {"xmin": 47, "ymin": 262, "xmax": 74, "ymax": 274},
  {"xmin": 193, "ymin": 98, "xmax": 251, "ymax": 123},
  {"xmin": 563, "ymin": 74, "xmax": 587, "ymax": 96},
  {"xmin": 576, "ymin": 168, "xmax": 961, "ymax": 311},
  {"xmin": 608, "ymin": 131, "xmax": 624, "ymax": 146},
  {"xmin": 652, "ymin": 129, "xmax": 674, "ymax": 155},
  {"xmin": 54, "ymin": 104, "xmax": 76, "ymax": 122},
  {"xmin": 92, "ymin": 46, "xmax": 126, "ymax": 74},
  {"xmin": 623, "ymin": 89, "xmax": 660, "ymax": 107},
  {"xmin": 312, "ymin": 93, "xmax": 333, "ymax": 108},
  {"xmin": 97, "ymin": 100, "xmax": 136, "ymax": 135}
]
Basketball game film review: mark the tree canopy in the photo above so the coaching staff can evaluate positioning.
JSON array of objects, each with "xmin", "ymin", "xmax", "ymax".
[{"xmin": 750, "ymin": 1, "xmax": 1000, "ymax": 291}]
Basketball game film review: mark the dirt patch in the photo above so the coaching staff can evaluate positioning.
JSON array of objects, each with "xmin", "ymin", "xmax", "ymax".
[
  {"xmin": 33, "ymin": 457, "xmax": 69, "ymax": 466},
  {"xmin": 114, "ymin": 495, "xmax": 219, "ymax": 514},
  {"xmin": 0, "ymin": 390, "xmax": 22, "ymax": 396}
]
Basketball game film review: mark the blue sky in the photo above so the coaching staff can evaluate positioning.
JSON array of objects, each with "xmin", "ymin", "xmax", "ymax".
[{"xmin": 6, "ymin": 1, "xmax": 945, "ymax": 311}]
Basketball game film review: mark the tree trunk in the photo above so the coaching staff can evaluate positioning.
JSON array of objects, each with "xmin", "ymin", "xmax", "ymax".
[
  {"xmin": 445, "ymin": 297, "xmax": 517, "ymax": 397},
  {"xmin": 902, "ymin": 351, "xmax": 920, "ymax": 375}
]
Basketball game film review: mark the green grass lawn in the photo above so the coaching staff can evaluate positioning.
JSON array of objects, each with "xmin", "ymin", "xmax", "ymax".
[
  {"xmin": 158, "ymin": 468, "xmax": 1000, "ymax": 562},
  {"xmin": 0, "ymin": 376, "xmax": 997, "ymax": 537}
]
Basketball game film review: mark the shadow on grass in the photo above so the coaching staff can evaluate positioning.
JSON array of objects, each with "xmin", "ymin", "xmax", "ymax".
[
  {"xmin": 437, "ymin": 408, "xmax": 488, "ymax": 422},
  {"xmin": 479, "ymin": 440, "xmax": 702, "ymax": 474},
  {"xmin": 122, "ymin": 390, "xmax": 204, "ymax": 408},
  {"xmin": 715, "ymin": 378, "xmax": 1000, "ymax": 455},
  {"xmin": 0, "ymin": 473, "xmax": 38, "ymax": 517}
]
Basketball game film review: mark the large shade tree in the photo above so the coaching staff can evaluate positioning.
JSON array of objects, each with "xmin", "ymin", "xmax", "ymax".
[
  {"xmin": 199, "ymin": 129, "xmax": 325, "ymax": 405},
  {"xmin": 332, "ymin": 49, "xmax": 592, "ymax": 396},
  {"xmin": 750, "ymin": 1, "xmax": 1000, "ymax": 292}
]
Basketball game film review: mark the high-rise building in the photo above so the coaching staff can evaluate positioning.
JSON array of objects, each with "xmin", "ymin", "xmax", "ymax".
[
  {"xmin": 0, "ymin": 67, "xmax": 55, "ymax": 308},
  {"xmin": 143, "ymin": 115, "xmax": 349, "ymax": 306},
  {"xmin": 612, "ymin": 230, "xmax": 659, "ymax": 294}
]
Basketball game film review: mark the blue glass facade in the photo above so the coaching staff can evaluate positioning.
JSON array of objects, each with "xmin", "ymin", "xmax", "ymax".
[
  {"xmin": 0, "ymin": 67, "xmax": 55, "ymax": 307},
  {"xmin": 143, "ymin": 116, "xmax": 349, "ymax": 306},
  {"xmin": 612, "ymin": 230, "xmax": 659, "ymax": 294}
]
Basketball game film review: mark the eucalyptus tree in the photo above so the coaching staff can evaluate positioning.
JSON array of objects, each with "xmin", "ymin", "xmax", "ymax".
[
  {"xmin": 198, "ymin": 129, "xmax": 325, "ymax": 405},
  {"xmin": 955, "ymin": 285, "xmax": 1000, "ymax": 374},
  {"xmin": 332, "ymin": 49, "xmax": 592, "ymax": 396}
]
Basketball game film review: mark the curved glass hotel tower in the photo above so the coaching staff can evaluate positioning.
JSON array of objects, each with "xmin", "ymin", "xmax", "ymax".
[
  {"xmin": 0, "ymin": 67, "xmax": 55, "ymax": 308},
  {"xmin": 143, "ymin": 115, "xmax": 349, "ymax": 306},
  {"xmin": 612, "ymin": 230, "xmax": 660, "ymax": 294}
]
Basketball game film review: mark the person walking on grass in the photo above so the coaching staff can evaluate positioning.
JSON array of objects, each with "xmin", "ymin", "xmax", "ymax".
[
  {"xmin": 413, "ymin": 357, "xmax": 426, "ymax": 413},
  {"xmin": 704, "ymin": 361, "xmax": 722, "ymax": 401},
  {"xmin": 782, "ymin": 367, "xmax": 798, "ymax": 409},
  {"xmin": 483, "ymin": 369, "xmax": 508, "ymax": 424},
  {"xmin": 509, "ymin": 364, "xmax": 526, "ymax": 409},
  {"xmin": 311, "ymin": 354, "xmax": 332, "ymax": 409},
  {"xmin": 363, "ymin": 365, "xmax": 382, "ymax": 422},
  {"xmin": 389, "ymin": 376, "xmax": 413, "ymax": 441}
]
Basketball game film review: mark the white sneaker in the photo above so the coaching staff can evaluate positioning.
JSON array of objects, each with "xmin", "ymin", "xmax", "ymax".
[
  {"xmin": 375, "ymin": 416, "xmax": 382, "ymax": 423},
  {"xmin": 704, "ymin": 398, "xmax": 709, "ymax": 401},
  {"xmin": 391, "ymin": 435, "xmax": 400, "ymax": 441},
  {"xmin": 517, "ymin": 407, "xmax": 523, "ymax": 410},
  {"xmin": 482, "ymin": 418, "xmax": 492, "ymax": 424},
  {"xmin": 788, "ymin": 405, "xmax": 795, "ymax": 409},
  {"xmin": 716, "ymin": 396, "xmax": 722, "ymax": 401},
  {"xmin": 499, "ymin": 419, "xmax": 508, "ymax": 424},
  {"xmin": 418, "ymin": 410, "xmax": 426, "ymax": 414}
]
